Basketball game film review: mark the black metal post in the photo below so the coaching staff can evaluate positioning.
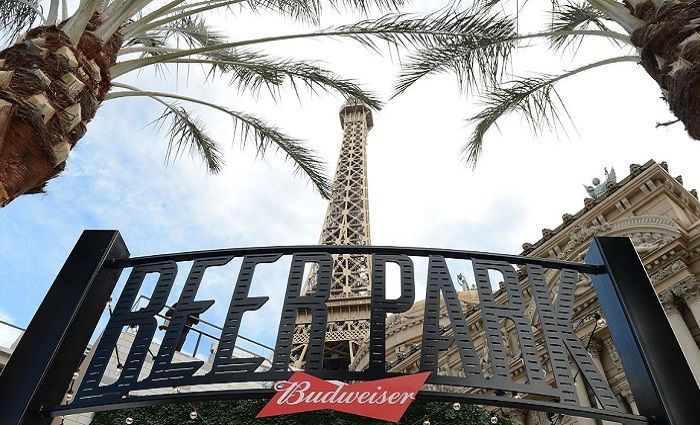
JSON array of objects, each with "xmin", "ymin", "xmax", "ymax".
[
  {"xmin": 0, "ymin": 230, "xmax": 129, "ymax": 425},
  {"xmin": 585, "ymin": 236, "xmax": 700, "ymax": 425}
]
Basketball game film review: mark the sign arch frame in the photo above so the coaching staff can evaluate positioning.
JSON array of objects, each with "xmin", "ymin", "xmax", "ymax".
[{"xmin": 0, "ymin": 231, "xmax": 697, "ymax": 425}]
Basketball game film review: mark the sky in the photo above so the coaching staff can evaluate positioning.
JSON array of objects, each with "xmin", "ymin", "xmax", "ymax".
[{"xmin": 2, "ymin": 0, "xmax": 700, "ymax": 351}]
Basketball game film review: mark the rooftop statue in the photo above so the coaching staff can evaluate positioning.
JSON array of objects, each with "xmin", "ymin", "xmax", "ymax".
[
  {"xmin": 457, "ymin": 273, "xmax": 470, "ymax": 291},
  {"xmin": 585, "ymin": 167, "xmax": 617, "ymax": 199},
  {"xmin": 457, "ymin": 273, "xmax": 476, "ymax": 291}
]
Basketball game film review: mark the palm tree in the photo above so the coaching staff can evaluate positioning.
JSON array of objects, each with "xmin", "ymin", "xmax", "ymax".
[
  {"xmin": 392, "ymin": 0, "xmax": 699, "ymax": 164},
  {"xmin": 0, "ymin": 0, "xmax": 505, "ymax": 207}
]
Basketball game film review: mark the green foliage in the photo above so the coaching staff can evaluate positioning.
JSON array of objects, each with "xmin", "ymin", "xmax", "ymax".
[
  {"xmin": 248, "ymin": 0, "xmax": 411, "ymax": 25},
  {"xmin": 154, "ymin": 104, "xmax": 225, "ymax": 174},
  {"xmin": 91, "ymin": 399, "xmax": 518, "ymax": 425},
  {"xmin": 0, "ymin": 0, "xmax": 40, "ymax": 41},
  {"xmin": 3, "ymin": 0, "xmax": 473, "ymax": 200},
  {"xmin": 378, "ymin": 0, "xmax": 637, "ymax": 166},
  {"xmin": 465, "ymin": 74, "xmax": 566, "ymax": 165},
  {"xmin": 197, "ymin": 48, "xmax": 383, "ymax": 110},
  {"xmin": 144, "ymin": 93, "xmax": 332, "ymax": 197},
  {"xmin": 0, "ymin": 0, "xmax": 644, "ymax": 195},
  {"xmin": 464, "ymin": 55, "xmax": 637, "ymax": 164},
  {"xmin": 548, "ymin": 1, "xmax": 616, "ymax": 52},
  {"xmin": 106, "ymin": 4, "xmax": 524, "ymax": 196}
]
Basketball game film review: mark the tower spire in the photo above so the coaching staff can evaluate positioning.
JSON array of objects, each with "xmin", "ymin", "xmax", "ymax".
[
  {"xmin": 291, "ymin": 100, "xmax": 374, "ymax": 370},
  {"xmin": 318, "ymin": 99, "xmax": 373, "ymax": 296}
]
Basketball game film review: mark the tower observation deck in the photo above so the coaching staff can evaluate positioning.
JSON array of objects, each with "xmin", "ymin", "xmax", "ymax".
[{"xmin": 290, "ymin": 100, "xmax": 374, "ymax": 370}]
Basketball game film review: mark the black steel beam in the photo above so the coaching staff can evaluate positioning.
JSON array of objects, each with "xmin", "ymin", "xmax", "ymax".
[
  {"xmin": 46, "ymin": 387, "xmax": 649, "ymax": 424},
  {"xmin": 0, "ymin": 230, "xmax": 129, "ymax": 425},
  {"xmin": 111, "ymin": 245, "xmax": 604, "ymax": 274},
  {"xmin": 585, "ymin": 236, "xmax": 700, "ymax": 425}
]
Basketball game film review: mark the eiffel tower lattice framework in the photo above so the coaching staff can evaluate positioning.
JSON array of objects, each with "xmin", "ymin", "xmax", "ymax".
[{"xmin": 291, "ymin": 100, "xmax": 374, "ymax": 370}]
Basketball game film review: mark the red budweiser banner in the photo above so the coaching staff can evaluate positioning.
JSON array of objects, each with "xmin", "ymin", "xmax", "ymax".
[{"xmin": 257, "ymin": 372, "xmax": 431, "ymax": 422}]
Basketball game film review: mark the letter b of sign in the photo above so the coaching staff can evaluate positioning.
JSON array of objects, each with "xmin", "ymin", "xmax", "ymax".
[{"xmin": 76, "ymin": 262, "xmax": 179, "ymax": 400}]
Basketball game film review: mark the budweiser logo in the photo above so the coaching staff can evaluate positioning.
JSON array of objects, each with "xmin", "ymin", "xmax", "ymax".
[{"xmin": 257, "ymin": 372, "xmax": 431, "ymax": 422}]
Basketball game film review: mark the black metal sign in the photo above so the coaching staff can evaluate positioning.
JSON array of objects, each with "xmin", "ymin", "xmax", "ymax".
[{"xmin": 0, "ymin": 231, "xmax": 698, "ymax": 425}]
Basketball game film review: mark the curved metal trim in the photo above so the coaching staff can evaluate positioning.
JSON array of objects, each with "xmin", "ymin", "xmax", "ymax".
[
  {"xmin": 46, "ymin": 389, "xmax": 650, "ymax": 424},
  {"xmin": 109, "ymin": 245, "xmax": 605, "ymax": 274}
]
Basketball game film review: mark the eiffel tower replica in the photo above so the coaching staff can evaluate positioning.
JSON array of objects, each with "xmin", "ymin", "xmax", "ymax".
[{"xmin": 290, "ymin": 100, "xmax": 373, "ymax": 370}]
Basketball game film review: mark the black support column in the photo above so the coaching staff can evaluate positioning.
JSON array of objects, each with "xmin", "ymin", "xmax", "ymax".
[
  {"xmin": 585, "ymin": 236, "xmax": 700, "ymax": 425},
  {"xmin": 0, "ymin": 230, "xmax": 129, "ymax": 425}
]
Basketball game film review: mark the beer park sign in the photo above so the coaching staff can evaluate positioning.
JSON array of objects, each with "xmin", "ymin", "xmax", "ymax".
[{"xmin": 0, "ymin": 231, "xmax": 698, "ymax": 425}]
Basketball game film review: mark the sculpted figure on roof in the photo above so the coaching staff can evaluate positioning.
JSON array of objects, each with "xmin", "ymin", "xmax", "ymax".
[{"xmin": 585, "ymin": 167, "xmax": 617, "ymax": 199}]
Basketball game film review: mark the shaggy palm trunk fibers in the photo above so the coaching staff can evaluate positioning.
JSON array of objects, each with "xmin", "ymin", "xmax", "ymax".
[
  {"xmin": 0, "ymin": 13, "xmax": 121, "ymax": 207},
  {"xmin": 630, "ymin": 0, "xmax": 700, "ymax": 138}
]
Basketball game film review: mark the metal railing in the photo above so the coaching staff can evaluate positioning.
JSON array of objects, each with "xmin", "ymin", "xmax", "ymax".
[{"xmin": 131, "ymin": 295, "xmax": 274, "ymax": 363}]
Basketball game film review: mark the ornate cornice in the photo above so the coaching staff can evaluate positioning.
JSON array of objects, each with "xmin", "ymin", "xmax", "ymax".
[
  {"xmin": 649, "ymin": 259, "xmax": 686, "ymax": 284},
  {"xmin": 557, "ymin": 224, "xmax": 612, "ymax": 260},
  {"xmin": 521, "ymin": 160, "xmax": 699, "ymax": 257},
  {"xmin": 609, "ymin": 215, "xmax": 679, "ymax": 234},
  {"xmin": 521, "ymin": 160, "xmax": 658, "ymax": 255},
  {"xmin": 553, "ymin": 216, "xmax": 679, "ymax": 262}
]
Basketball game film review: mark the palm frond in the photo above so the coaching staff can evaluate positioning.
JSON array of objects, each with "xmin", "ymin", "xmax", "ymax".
[
  {"xmin": 113, "ymin": 9, "xmax": 506, "ymax": 77},
  {"xmin": 0, "ymin": 0, "xmax": 42, "ymax": 43},
  {"xmin": 123, "ymin": 0, "xmax": 188, "ymax": 33},
  {"xmin": 196, "ymin": 49, "xmax": 382, "ymax": 109},
  {"xmin": 332, "ymin": 0, "xmax": 408, "ymax": 14},
  {"xmin": 46, "ymin": 0, "xmax": 58, "ymax": 24},
  {"xmin": 107, "ymin": 85, "xmax": 332, "ymax": 198},
  {"xmin": 127, "ymin": 0, "xmax": 407, "ymax": 37},
  {"xmin": 391, "ymin": 3, "xmax": 634, "ymax": 97},
  {"xmin": 464, "ymin": 55, "xmax": 639, "ymax": 165},
  {"xmin": 549, "ymin": 1, "xmax": 616, "ymax": 52},
  {"xmin": 249, "ymin": 0, "xmax": 409, "ymax": 25},
  {"xmin": 124, "ymin": 0, "xmax": 243, "ymax": 38},
  {"xmin": 125, "ymin": 32, "xmax": 166, "ymax": 48},
  {"xmin": 331, "ymin": 8, "xmax": 501, "ymax": 52},
  {"xmin": 123, "ymin": 33, "xmax": 173, "ymax": 78},
  {"xmin": 586, "ymin": 0, "xmax": 643, "ymax": 34},
  {"xmin": 249, "ymin": 0, "xmax": 321, "ymax": 24},
  {"xmin": 124, "ymin": 16, "xmax": 224, "ymax": 77},
  {"xmin": 131, "ymin": 15, "xmax": 225, "ymax": 77},
  {"xmin": 478, "ymin": 0, "xmax": 506, "ymax": 13},
  {"xmin": 465, "ymin": 75, "xmax": 567, "ymax": 165},
  {"xmin": 393, "ymin": 12, "xmax": 516, "ymax": 96},
  {"xmin": 122, "ymin": 15, "xmax": 382, "ymax": 108},
  {"xmin": 232, "ymin": 110, "xmax": 332, "ymax": 198},
  {"xmin": 160, "ymin": 15, "xmax": 228, "ymax": 48},
  {"xmin": 63, "ymin": 0, "xmax": 101, "ymax": 44},
  {"xmin": 151, "ymin": 103, "xmax": 225, "ymax": 173}
]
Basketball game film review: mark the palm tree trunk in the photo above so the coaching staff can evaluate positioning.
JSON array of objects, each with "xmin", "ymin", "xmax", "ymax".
[
  {"xmin": 0, "ymin": 13, "xmax": 122, "ymax": 207},
  {"xmin": 629, "ymin": 0, "xmax": 700, "ymax": 138}
]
